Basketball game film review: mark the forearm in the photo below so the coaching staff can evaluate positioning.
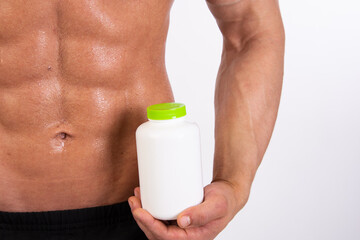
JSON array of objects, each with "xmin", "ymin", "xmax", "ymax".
[
  {"xmin": 213, "ymin": 36, "xmax": 284, "ymax": 189},
  {"xmin": 208, "ymin": 0, "xmax": 285, "ymax": 205}
]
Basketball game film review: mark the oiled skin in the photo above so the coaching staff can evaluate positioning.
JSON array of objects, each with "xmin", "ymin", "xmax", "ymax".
[{"xmin": 0, "ymin": 0, "xmax": 174, "ymax": 212}]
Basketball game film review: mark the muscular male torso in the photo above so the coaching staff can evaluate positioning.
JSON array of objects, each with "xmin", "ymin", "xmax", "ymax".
[{"xmin": 0, "ymin": 0, "xmax": 174, "ymax": 212}]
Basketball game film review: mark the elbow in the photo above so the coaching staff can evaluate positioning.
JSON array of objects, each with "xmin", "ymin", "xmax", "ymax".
[{"xmin": 223, "ymin": 24, "xmax": 285, "ymax": 54}]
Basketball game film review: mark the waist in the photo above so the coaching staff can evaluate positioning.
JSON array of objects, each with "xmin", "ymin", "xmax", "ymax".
[
  {"xmin": 0, "ymin": 133, "xmax": 140, "ymax": 212},
  {"xmin": 0, "ymin": 88, "xmax": 174, "ymax": 212},
  {"xmin": 0, "ymin": 201, "xmax": 133, "ymax": 231}
]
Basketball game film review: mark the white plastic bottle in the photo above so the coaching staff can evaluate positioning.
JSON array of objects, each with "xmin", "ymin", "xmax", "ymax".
[{"xmin": 135, "ymin": 102, "xmax": 204, "ymax": 220}]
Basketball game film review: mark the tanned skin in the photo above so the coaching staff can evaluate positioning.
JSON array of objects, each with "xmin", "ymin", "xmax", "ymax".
[
  {"xmin": 0, "ymin": 0, "xmax": 174, "ymax": 211},
  {"xmin": 0, "ymin": 0, "xmax": 284, "ymax": 239}
]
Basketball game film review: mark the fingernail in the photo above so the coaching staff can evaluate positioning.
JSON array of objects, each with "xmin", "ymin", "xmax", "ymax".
[
  {"xmin": 180, "ymin": 216, "xmax": 191, "ymax": 228},
  {"xmin": 128, "ymin": 200, "xmax": 133, "ymax": 209}
]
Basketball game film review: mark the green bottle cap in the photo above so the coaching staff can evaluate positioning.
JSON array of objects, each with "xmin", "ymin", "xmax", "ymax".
[{"xmin": 147, "ymin": 102, "xmax": 186, "ymax": 120}]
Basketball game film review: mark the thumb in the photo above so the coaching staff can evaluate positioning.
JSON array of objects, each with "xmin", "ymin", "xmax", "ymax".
[{"xmin": 177, "ymin": 192, "xmax": 227, "ymax": 228}]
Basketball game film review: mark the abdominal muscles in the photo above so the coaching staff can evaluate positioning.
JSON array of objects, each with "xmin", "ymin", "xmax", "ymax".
[{"xmin": 0, "ymin": 0, "xmax": 175, "ymax": 211}]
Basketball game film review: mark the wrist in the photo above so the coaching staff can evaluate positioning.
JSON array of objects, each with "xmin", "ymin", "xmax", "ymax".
[
  {"xmin": 212, "ymin": 173, "xmax": 254, "ymax": 212},
  {"xmin": 212, "ymin": 140, "xmax": 260, "ymax": 189}
]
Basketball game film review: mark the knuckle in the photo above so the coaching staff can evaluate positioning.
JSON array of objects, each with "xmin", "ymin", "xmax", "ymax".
[{"xmin": 197, "ymin": 211, "xmax": 207, "ymax": 226}]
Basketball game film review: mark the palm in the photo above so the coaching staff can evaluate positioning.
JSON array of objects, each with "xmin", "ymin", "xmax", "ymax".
[{"xmin": 128, "ymin": 181, "xmax": 245, "ymax": 240}]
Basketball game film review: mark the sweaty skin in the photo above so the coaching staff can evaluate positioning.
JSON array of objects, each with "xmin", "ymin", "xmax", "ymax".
[
  {"xmin": 0, "ymin": 1, "xmax": 285, "ymax": 238},
  {"xmin": 0, "ymin": 0, "xmax": 175, "ymax": 212}
]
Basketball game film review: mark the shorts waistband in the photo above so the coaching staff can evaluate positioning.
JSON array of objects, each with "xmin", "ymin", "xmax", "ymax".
[{"xmin": 0, "ymin": 201, "xmax": 133, "ymax": 232}]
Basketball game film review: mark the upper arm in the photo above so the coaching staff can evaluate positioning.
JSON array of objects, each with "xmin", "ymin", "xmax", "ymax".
[{"xmin": 206, "ymin": 0, "xmax": 285, "ymax": 51}]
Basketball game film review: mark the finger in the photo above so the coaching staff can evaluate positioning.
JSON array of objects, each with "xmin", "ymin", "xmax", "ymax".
[
  {"xmin": 177, "ymin": 191, "xmax": 228, "ymax": 228},
  {"xmin": 128, "ymin": 195, "xmax": 141, "ymax": 210},
  {"xmin": 129, "ymin": 196, "xmax": 157, "ymax": 239},
  {"xmin": 131, "ymin": 188, "xmax": 160, "ymax": 236},
  {"xmin": 132, "ymin": 188, "xmax": 171, "ymax": 228},
  {"xmin": 134, "ymin": 187, "xmax": 141, "ymax": 199},
  {"xmin": 133, "ymin": 208, "xmax": 170, "ymax": 239},
  {"xmin": 129, "ymin": 195, "xmax": 189, "ymax": 240},
  {"xmin": 129, "ymin": 195, "xmax": 172, "ymax": 239}
]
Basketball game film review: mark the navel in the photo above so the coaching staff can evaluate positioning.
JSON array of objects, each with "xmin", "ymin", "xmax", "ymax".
[
  {"xmin": 55, "ymin": 132, "xmax": 70, "ymax": 140},
  {"xmin": 50, "ymin": 132, "xmax": 71, "ymax": 153}
]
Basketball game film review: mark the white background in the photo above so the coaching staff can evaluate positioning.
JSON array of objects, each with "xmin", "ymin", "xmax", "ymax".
[{"xmin": 166, "ymin": 0, "xmax": 360, "ymax": 239}]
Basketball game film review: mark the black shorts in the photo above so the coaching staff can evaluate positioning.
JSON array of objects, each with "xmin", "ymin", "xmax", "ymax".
[{"xmin": 0, "ymin": 201, "xmax": 148, "ymax": 240}]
